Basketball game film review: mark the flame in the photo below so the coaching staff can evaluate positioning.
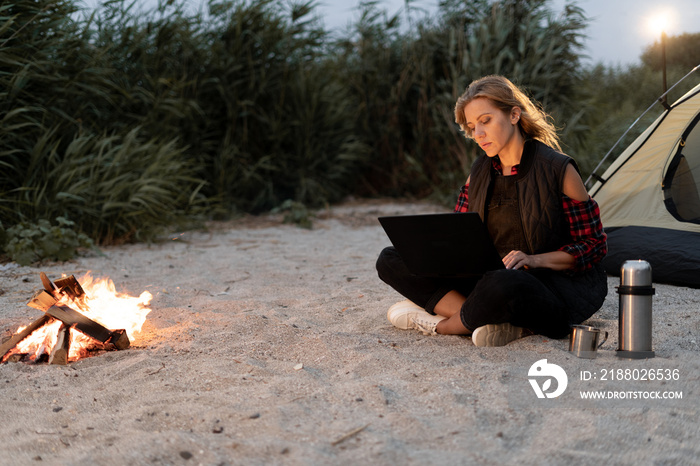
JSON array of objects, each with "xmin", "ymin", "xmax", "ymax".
[
  {"xmin": 59, "ymin": 272, "xmax": 152, "ymax": 341},
  {"xmin": 3, "ymin": 272, "xmax": 152, "ymax": 363},
  {"xmin": 11, "ymin": 320, "xmax": 62, "ymax": 361}
]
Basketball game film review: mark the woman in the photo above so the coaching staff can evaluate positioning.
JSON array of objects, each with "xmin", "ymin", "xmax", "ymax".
[{"xmin": 376, "ymin": 75, "xmax": 608, "ymax": 346}]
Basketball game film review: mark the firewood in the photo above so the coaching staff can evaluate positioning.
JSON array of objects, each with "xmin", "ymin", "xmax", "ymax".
[
  {"xmin": 54, "ymin": 275, "xmax": 90, "ymax": 312},
  {"xmin": 46, "ymin": 306, "xmax": 113, "ymax": 343},
  {"xmin": 54, "ymin": 275, "xmax": 86, "ymax": 300},
  {"xmin": 0, "ymin": 315, "xmax": 52, "ymax": 361},
  {"xmin": 49, "ymin": 325, "xmax": 70, "ymax": 365},
  {"xmin": 45, "ymin": 307, "xmax": 130, "ymax": 352},
  {"xmin": 40, "ymin": 272, "xmax": 56, "ymax": 294},
  {"xmin": 27, "ymin": 290, "xmax": 58, "ymax": 312},
  {"xmin": 6, "ymin": 353, "xmax": 26, "ymax": 363},
  {"xmin": 108, "ymin": 329, "xmax": 130, "ymax": 350}
]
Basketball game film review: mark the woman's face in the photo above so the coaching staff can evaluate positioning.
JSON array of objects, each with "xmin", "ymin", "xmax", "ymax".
[{"xmin": 463, "ymin": 97, "xmax": 521, "ymax": 159}]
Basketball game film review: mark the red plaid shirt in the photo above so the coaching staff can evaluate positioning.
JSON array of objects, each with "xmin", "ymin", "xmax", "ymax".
[{"xmin": 454, "ymin": 160, "xmax": 607, "ymax": 272}]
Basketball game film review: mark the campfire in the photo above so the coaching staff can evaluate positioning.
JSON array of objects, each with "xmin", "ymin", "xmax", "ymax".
[{"xmin": 1, "ymin": 272, "xmax": 152, "ymax": 365}]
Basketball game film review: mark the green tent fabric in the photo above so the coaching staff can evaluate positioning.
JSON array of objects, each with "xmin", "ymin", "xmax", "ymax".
[{"xmin": 589, "ymin": 83, "xmax": 700, "ymax": 288}]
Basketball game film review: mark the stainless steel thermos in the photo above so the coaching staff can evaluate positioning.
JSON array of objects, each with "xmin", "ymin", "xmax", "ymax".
[{"xmin": 616, "ymin": 260, "xmax": 655, "ymax": 359}]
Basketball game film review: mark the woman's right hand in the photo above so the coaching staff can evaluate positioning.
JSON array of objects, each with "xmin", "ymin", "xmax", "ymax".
[{"xmin": 503, "ymin": 249, "xmax": 575, "ymax": 271}]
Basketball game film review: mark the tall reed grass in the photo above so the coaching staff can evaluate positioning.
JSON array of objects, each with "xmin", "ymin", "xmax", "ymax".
[
  {"xmin": 1, "ymin": 0, "xmax": 692, "ymax": 259},
  {"xmin": 332, "ymin": 0, "xmax": 590, "ymax": 200}
]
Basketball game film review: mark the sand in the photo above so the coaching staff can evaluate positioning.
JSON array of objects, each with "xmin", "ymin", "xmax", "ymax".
[{"xmin": 0, "ymin": 199, "xmax": 699, "ymax": 465}]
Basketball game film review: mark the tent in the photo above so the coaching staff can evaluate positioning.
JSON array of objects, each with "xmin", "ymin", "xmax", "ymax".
[{"xmin": 588, "ymin": 81, "xmax": 700, "ymax": 288}]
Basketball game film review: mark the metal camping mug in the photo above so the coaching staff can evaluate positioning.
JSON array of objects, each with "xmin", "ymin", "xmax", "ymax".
[{"xmin": 569, "ymin": 324, "xmax": 608, "ymax": 359}]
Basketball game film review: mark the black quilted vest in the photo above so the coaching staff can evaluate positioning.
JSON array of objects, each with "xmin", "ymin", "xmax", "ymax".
[{"xmin": 468, "ymin": 139, "xmax": 578, "ymax": 255}]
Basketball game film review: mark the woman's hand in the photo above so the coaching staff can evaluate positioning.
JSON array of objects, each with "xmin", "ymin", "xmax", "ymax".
[
  {"xmin": 502, "ymin": 250, "xmax": 535, "ymax": 270},
  {"xmin": 502, "ymin": 250, "xmax": 576, "ymax": 271}
]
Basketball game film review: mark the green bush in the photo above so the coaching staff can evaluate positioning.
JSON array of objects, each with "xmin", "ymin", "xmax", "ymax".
[
  {"xmin": 272, "ymin": 199, "xmax": 314, "ymax": 229},
  {"xmin": 4, "ymin": 217, "xmax": 93, "ymax": 266}
]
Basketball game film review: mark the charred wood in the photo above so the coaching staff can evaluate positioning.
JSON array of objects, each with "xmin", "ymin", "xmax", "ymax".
[
  {"xmin": 107, "ymin": 328, "xmax": 130, "ymax": 350},
  {"xmin": 6, "ymin": 353, "xmax": 26, "ymax": 363},
  {"xmin": 46, "ymin": 306, "xmax": 113, "ymax": 343},
  {"xmin": 53, "ymin": 275, "xmax": 86, "ymax": 301}
]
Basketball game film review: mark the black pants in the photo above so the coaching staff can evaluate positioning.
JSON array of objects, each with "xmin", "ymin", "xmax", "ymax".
[{"xmin": 376, "ymin": 246, "xmax": 592, "ymax": 339}]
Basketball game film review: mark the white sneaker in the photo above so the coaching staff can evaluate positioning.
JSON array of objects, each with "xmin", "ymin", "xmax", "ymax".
[
  {"xmin": 387, "ymin": 300, "xmax": 445, "ymax": 331},
  {"xmin": 411, "ymin": 316, "xmax": 440, "ymax": 335},
  {"xmin": 471, "ymin": 323, "xmax": 526, "ymax": 347}
]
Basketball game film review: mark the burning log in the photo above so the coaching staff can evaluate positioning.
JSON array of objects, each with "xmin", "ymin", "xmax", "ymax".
[
  {"xmin": 48, "ymin": 324, "xmax": 70, "ymax": 365},
  {"xmin": 2, "ymin": 308, "xmax": 130, "ymax": 363},
  {"xmin": 108, "ymin": 329, "xmax": 131, "ymax": 350},
  {"xmin": 0, "ymin": 315, "xmax": 53, "ymax": 361},
  {"xmin": 46, "ymin": 305, "xmax": 112, "ymax": 342},
  {"xmin": 5, "ymin": 353, "xmax": 26, "ymax": 363},
  {"xmin": 54, "ymin": 275, "xmax": 89, "ymax": 311},
  {"xmin": 3, "ymin": 271, "xmax": 147, "ymax": 364},
  {"xmin": 40, "ymin": 272, "xmax": 56, "ymax": 294},
  {"xmin": 53, "ymin": 275, "xmax": 86, "ymax": 300},
  {"xmin": 46, "ymin": 305, "xmax": 130, "ymax": 349},
  {"xmin": 28, "ymin": 290, "xmax": 58, "ymax": 312},
  {"xmin": 37, "ymin": 273, "xmax": 89, "ymax": 311}
]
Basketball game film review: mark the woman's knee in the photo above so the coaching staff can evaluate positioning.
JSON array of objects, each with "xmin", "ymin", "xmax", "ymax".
[
  {"xmin": 476, "ymin": 269, "xmax": 527, "ymax": 295},
  {"xmin": 461, "ymin": 269, "xmax": 563, "ymax": 329},
  {"xmin": 375, "ymin": 246, "xmax": 399, "ymax": 278}
]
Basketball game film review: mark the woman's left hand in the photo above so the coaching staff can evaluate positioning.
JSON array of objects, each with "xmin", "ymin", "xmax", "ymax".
[{"xmin": 502, "ymin": 250, "xmax": 534, "ymax": 270}]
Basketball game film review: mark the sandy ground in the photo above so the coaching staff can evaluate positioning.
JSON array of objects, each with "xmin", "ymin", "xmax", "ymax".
[{"xmin": 1, "ymin": 199, "xmax": 699, "ymax": 466}]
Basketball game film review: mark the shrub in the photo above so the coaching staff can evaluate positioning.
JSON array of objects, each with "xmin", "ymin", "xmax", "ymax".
[
  {"xmin": 272, "ymin": 199, "xmax": 313, "ymax": 229},
  {"xmin": 4, "ymin": 217, "xmax": 93, "ymax": 266}
]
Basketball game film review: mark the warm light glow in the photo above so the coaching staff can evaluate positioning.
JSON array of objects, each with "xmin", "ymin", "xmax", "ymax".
[
  {"xmin": 648, "ymin": 15, "xmax": 667, "ymax": 36},
  {"xmin": 647, "ymin": 10, "xmax": 675, "ymax": 37},
  {"xmin": 3, "ymin": 272, "xmax": 152, "ymax": 363}
]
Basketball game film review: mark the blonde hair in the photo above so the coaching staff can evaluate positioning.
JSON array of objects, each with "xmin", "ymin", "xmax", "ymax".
[{"xmin": 454, "ymin": 75, "xmax": 561, "ymax": 152}]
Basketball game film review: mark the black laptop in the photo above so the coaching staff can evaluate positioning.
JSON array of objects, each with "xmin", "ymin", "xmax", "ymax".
[{"xmin": 378, "ymin": 212, "xmax": 504, "ymax": 278}]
